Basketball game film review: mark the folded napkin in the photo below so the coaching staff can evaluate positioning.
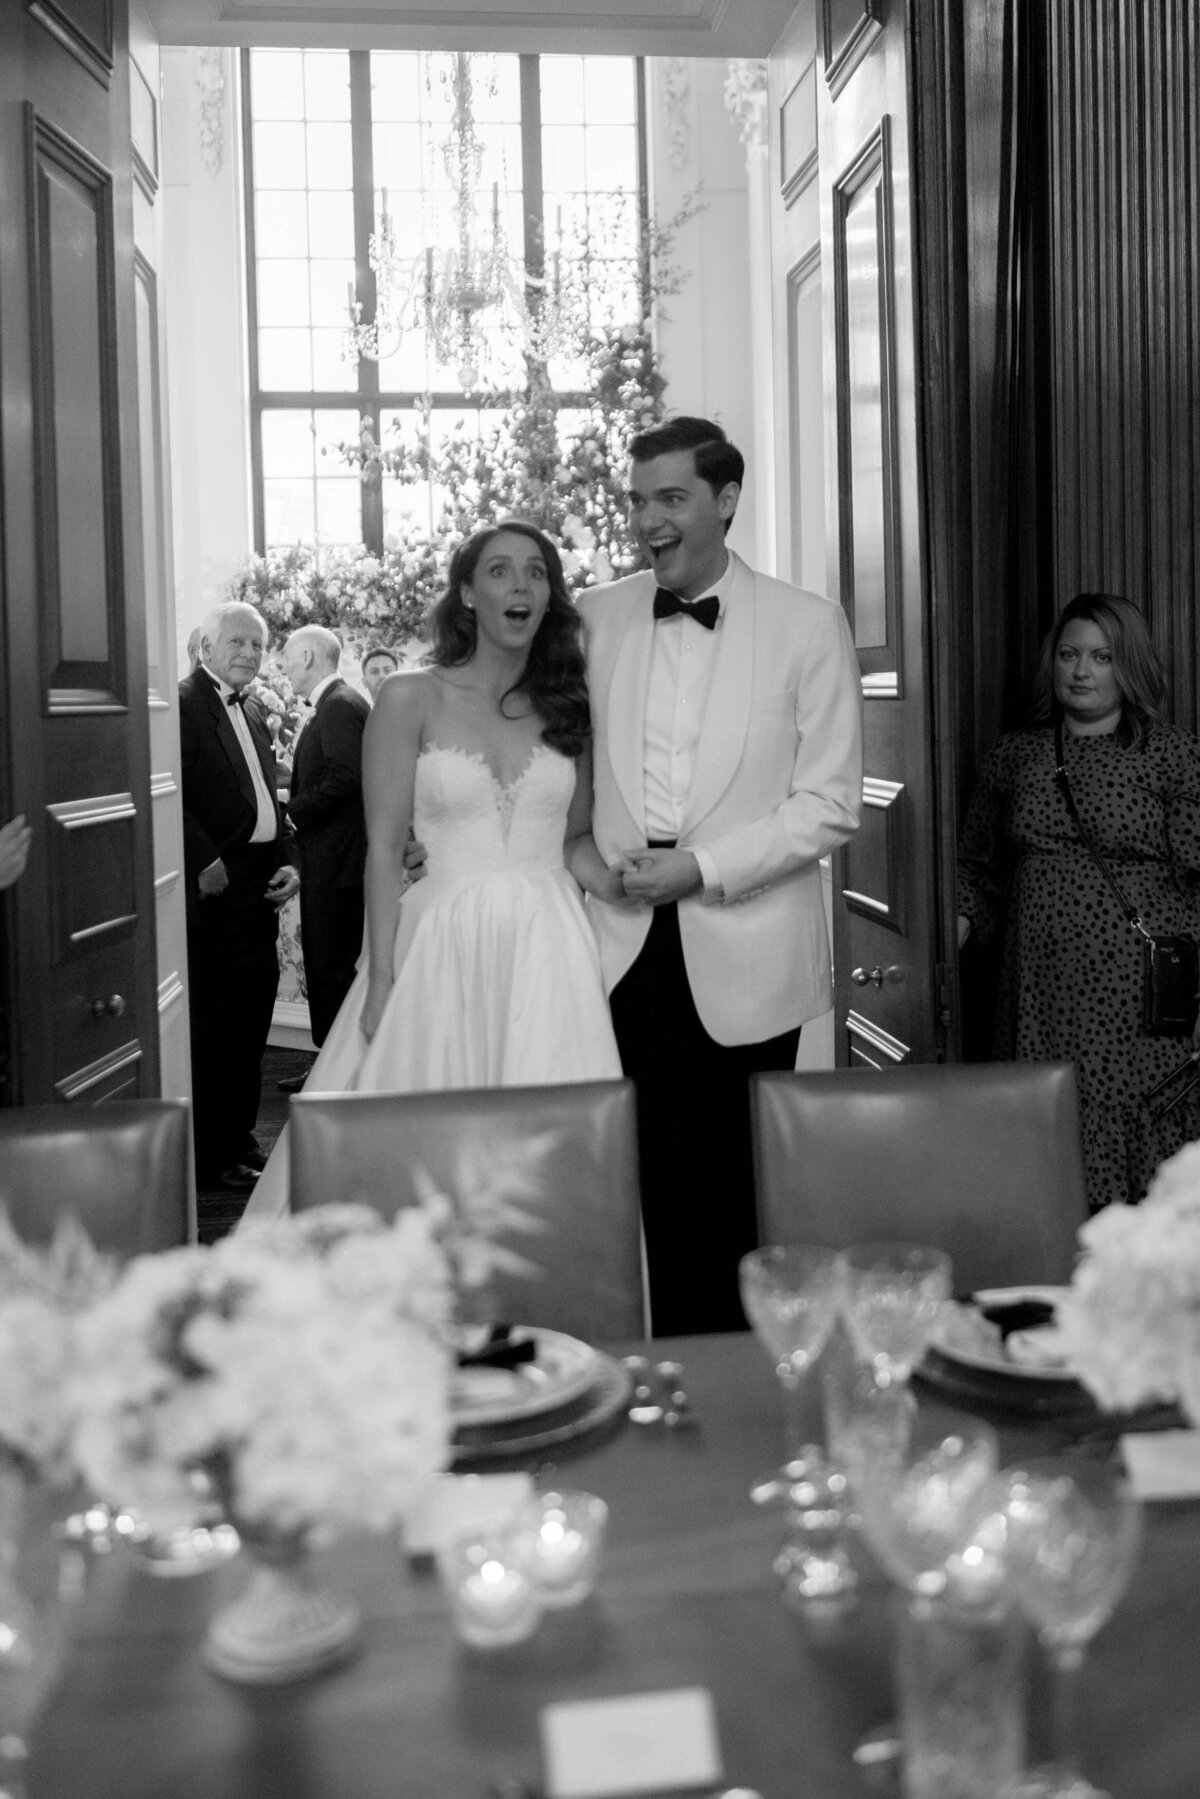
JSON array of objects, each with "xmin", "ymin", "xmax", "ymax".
[
  {"xmin": 1120, "ymin": 1429, "xmax": 1200, "ymax": 1501},
  {"xmin": 403, "ymin": 1471, "xmax": 535, "ymax": 1554},
  {"xmin": 456, "ymin": 1324, "xmax": 538, "ymax": 1371}
]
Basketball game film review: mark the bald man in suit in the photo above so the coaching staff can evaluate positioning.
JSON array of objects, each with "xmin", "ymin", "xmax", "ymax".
[{"xmin": 281, "ymin": 625, "xmax": 370, "ymax": 1046}]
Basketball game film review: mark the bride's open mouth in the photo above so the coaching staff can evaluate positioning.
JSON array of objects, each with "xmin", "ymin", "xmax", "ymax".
[{"xmin": 504, "ymin": 606, "xmax": 532, "ymax": 623}]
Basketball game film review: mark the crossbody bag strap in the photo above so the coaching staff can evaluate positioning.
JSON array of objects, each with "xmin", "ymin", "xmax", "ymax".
[{"xmin": 1053, "ymin": 720, "xmax": 1154, "ymax": 943}]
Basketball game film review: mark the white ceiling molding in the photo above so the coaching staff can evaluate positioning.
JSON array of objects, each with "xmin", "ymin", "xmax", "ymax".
[{"xmin": 140, "ymin": 0, "xmax": 798, "ymax": 57}]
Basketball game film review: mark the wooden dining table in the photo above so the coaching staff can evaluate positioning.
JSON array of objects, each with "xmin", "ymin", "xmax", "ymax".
[{"xmin": 29, "ymin": 1332, "xmax": 1200, "ymax": 1799}]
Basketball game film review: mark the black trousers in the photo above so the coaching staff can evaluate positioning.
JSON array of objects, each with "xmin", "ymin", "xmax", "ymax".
[
  {"xmin": 187, "ymin": 843, "xmax": 281, "ymax": 1179},
  {"xmin": 299, "ymin": 883, "xmax": 364, "ymax": 1047},
  {"xmin": 609, "ymin": 900, "xmax": 801, "ymax": 1337}
]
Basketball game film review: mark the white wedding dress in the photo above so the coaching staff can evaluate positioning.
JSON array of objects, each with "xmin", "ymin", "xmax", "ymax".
[{"xmin": 246, "ymin": 742, "xmax": 621, "ymax": 1221}]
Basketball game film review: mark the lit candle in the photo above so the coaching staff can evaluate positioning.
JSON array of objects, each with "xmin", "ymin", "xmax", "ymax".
[
  {"xmin": 346, "ymin": 280, "xmax": 357, "ymax": 319},
  {"xmin": 492, "ymin": 181, "xmax": 500, "ymax": 228},
  {"xmin": 438, "ymin": 1534, "xmax": 541, "ymax": 1648},
  {"xmin": 380, "ymin": 185, "xmax": 390, "ymax": 231},
  {"xmin": 526, "ymin": 1491, "xmax": 608, "ymax": 1609}
]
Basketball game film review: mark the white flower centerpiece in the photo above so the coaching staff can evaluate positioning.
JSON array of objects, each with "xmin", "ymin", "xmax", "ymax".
[
  {"xmin": 0, "ymin": 1210, "xmax": 117, "ymax": 1487},
  {"xmin": 0, "ymin": 1213, "xmax": 118, "ymax": 1787},
  {"xmin": 1055, "ymin": 1141, "xmax": 1200, "ymax": 1423},
  {"xmin": 66, "ymin": 1192, "xmax": 534, "ymax": 1685}
]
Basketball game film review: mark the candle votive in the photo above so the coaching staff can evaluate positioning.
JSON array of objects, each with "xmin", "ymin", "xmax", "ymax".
[
  {"xmin": 436, "ymin": 1527, "xmax": 542, "ymax": 1649},
  {"xmin": 525, "ymin": 1490, "xmax": 608, "ymax": 1608}
]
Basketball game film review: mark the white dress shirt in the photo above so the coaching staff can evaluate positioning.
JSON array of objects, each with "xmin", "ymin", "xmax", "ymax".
[
  {"xmin": 642, "ymin": 554, "xmax": 734, "ymax": 898},
  {"xmin": 203, "ymin": 667, "xmax": 278, "ymax": 845}
]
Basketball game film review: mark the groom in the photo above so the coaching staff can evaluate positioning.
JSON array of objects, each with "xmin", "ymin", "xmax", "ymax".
[{"xmin": 579, "ymin": 416, "xmax": 863, "ymax": 1335}]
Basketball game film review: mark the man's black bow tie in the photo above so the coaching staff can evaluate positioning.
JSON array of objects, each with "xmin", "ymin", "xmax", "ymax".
[
  {"xmin": 226, "ymin": 690, "xmax": 246, "ymax": 709},
  {"xmin": 652, "ymin": 587, "xmax": 719, "ymax": 630}
]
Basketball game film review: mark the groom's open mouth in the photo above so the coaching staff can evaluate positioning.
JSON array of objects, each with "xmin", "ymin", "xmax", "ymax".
[{"xmin": 645, "ymin": 536, "xmax": 680, "ymax": 563}]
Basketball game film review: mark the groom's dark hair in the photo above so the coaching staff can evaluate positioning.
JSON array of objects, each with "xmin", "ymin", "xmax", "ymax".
[
  {"xmin": 429, "ymin": 519, "xmax": 590, "ymax": 759},
  {"xmin": 629, "ymin": 415, "xmax": 745, "ymax": 498}
]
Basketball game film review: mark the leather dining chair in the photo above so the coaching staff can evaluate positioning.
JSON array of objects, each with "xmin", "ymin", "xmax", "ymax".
[
  {"xmin": 289, "ymin": 1080, "xmax": 646, "ymax": 1340},
  {"xmin": 0, "ymin": 1100, "xmax": 192, "ymax": 1255},
  {"xmin": 751, "ymin": 1062, "xmax": 1089, "ymax": 1294}
]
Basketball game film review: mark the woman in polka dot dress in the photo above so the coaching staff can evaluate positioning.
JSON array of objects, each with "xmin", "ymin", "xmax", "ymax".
[{"xmin": 958, "ymin": 593, "xmax": 1200, "ymax": 1210}]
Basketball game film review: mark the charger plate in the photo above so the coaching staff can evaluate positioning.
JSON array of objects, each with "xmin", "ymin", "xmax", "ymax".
[
  {"xmin": 918, "ymin": 1290, "xmax": 1088, "ymax": 1416},
  {"xmin": 452, "ymin": 1351, "xmax": 632, "ymax": 1465},
  {"xmin": 451, "ymin": 1328, "xmax": 600, "ymax": 1429}
]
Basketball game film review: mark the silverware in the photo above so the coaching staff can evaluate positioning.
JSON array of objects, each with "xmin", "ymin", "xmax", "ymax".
[
  {"xmin": 654, "ymin": 1359, "xmax": 698, "ymax": 1428},
  {"xmin": 621, "ymin": 1354, "xmax": 664, "ymax": 1425}
]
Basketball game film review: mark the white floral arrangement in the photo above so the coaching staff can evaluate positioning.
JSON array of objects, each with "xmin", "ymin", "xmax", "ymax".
[
  {"xmin": 63, "ymin": 1206, "xmax": 466, "ymax": 1546},
  {"xmin": 0, "ymin": 1209, "xmax": 118, "ymax": 1484},
  {"xmin": 1055, "ymin": 1140, "xmax": 1200, "ymax": 1422}
]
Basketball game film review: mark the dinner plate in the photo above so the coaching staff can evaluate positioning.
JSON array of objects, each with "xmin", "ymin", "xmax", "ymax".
[
  {"xmin": 452, "ymin": 1351, "xmax": 632, "ymax": 1465},
  {"xmin": 450, "ymin": 1327, "xmax": 600, "ymax": 1429},
  {"xmin": 929, "ymin": 1287, "xmax": 1073, "ymax": 1382}
]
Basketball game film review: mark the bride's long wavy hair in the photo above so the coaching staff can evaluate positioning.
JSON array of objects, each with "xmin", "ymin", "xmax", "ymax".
[{"xmin": 427, "ymin": 520, "xmax": 591, "ymax": 758}]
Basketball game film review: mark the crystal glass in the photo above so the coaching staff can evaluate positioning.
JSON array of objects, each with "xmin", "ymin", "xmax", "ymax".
[
  {"xmin": 999, "ymin": 1458, "xmax": 1143, "ymax": 1799},
  {"xmin": 846, "ymin": 1409, "xmax": 1010, "ymax": 1796},
  {"xmin": 740, "ymin": 1245, "xmax": 851, "ymax": 1603},
  {"xmin": 897, "ymin": 1590, "xmax": 1026, "ymax": 1799},
  {"xmin": 848, "ymin": 1407, "xmax": 999, "ymax": 1598},
  {"xmin": 835, "ymin": 1242, "xmax": 953, "ymax": 1388},
  {"xmin": 739, "ymin": 1244, "xmax": 839, "ymax": 1457}
]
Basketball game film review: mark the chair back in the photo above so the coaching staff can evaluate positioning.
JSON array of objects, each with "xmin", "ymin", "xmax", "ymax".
[
  {"xmin": 0, "ymin": 1100, "xmax": 191, "ymax": 1256},
  {"xmin": 290, "ymin": 1081, "xmax": 645, "ymax": 1340},
  {"xmin": 751, "ymin": 1063, "xmax": 1088, "ymax": 1293}
]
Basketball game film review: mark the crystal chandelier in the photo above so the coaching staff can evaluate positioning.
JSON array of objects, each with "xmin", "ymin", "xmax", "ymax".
[{"xmin": 346, "ymin": 53, "xmax": 526, "ymax": 391}]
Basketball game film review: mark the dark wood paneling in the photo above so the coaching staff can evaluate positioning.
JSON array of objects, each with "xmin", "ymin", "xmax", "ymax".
[
  {"xmin": 27, "ymin": 108, "xmax": 126, "ymax": 710},
  {"xmin": 27, "ymin": 0, "xmax": 113, "ymax": 85},
  {"xmin": 831, "ymin": 117, "xmax": 901, "ymax": 693},
  {"xmin": 1041, "ymin": 0, "xmax": 1200, "ymax": 732}
]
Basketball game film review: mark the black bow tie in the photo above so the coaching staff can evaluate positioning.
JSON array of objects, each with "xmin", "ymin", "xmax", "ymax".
[
  {"xmin": 652, "ymin": 587, "xmax": 719, "ymax": 630},
  {"xmin": 226, "ymin": 690, "xmax": 246, "ymax": 709}
]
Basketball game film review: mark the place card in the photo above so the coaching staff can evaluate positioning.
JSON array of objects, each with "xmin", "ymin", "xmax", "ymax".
[
  {"xmin": 540, "ymin": 1687, "xmax": 723, "ymax": 1798},
  {"xmin": 403, "ymin": 1472, "xmax": 534, "ymax": 1554},
  {"xmin": 1120, "ymin": 1429, "xmax": 1200, "ymax": 1501}
]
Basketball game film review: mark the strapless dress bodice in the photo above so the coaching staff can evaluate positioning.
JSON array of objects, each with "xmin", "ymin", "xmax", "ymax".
[{"xmin": 414, "ymin": 742, "xmax": 574, "ymax": 883}]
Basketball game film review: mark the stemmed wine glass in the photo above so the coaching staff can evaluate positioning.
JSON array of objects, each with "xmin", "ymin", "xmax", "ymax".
[
  {"xmin": 740, "ymin": 1245, "xmax": 851, "ymax": 1602},
  {"xmin": 999, "ymin": 1458, "xmax": 1143, "ymax": 1799},
  {"xmin": 835, "ymin": 1242, "xmax": 953, "ymax": 1389},
  {"xmin": 739, "ymin": 1245, "xmax": 840, "ymax": 1457}
]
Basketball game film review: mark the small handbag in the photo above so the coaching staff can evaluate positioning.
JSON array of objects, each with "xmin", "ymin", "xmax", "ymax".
[{"xmin": 1054, "ymin": 722, "xmax": 1200, "ymax": 1037}]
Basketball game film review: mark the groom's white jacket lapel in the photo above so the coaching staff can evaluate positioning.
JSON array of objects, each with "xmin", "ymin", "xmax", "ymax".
[{"xmin": 577, "ymin": 551, "xmax": 863, "ymax": 1046}]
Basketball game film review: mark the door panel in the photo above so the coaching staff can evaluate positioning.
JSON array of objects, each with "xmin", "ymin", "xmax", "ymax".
[
  {"xmin": 0, "ymin": 0, "xmax": 160, "ymax": 1105},
  {"xmin": 820, "ymin": 0, "xmax": 940, "ymax": 1067}
]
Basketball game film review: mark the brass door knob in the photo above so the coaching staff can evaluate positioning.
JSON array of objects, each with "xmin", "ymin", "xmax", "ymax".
[
  {"xmin": 90, "ymin": 994, "xmax": 127, "ymax": 1020},
  {"xmin": 850, "ymin": 966, "xmax": 884, "ymax": 988}
]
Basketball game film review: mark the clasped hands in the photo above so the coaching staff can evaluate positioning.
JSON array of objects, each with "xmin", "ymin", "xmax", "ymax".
[
  {"xmin": 401, "ymin": 836, "xmax": 699, "ymax": 907},
  {"xmin": 605, "ymin": 846, "xmax": 702, "ymax": 907}
]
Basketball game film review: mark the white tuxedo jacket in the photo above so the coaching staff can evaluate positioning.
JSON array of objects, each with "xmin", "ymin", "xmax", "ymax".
[{"xmin": 578, "ymin": 553, "xmax": 863, "ymax": 1045}]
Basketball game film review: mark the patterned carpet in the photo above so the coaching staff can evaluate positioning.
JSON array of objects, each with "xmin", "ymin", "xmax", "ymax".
[{"xmin": 196, "ymin": 1045, "xmax": 315, "ymax": 1243}]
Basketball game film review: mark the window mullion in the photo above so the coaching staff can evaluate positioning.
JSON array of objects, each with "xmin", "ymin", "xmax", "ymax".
[{"xmin": 350, "ymin": 50, "xmax": 383, "ymax": 553}]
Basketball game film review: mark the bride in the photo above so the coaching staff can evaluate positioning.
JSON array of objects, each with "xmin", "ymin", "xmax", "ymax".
[{"xmin": 245, "ymin": 520, "xmax": 622, "ymax": 1219}]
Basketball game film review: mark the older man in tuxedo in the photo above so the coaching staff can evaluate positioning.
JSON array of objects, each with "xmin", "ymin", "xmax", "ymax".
[
  {"xmin": 281, "ymin": 625, "xmax": 370, "ymax": 1046},
  {"xmin": 577, "ymin": 416, "xmax": 862, "ymax": 1334},
  {"xmin": 181, "ymin": 602, "xmax": 299, "ymax": 1190}
]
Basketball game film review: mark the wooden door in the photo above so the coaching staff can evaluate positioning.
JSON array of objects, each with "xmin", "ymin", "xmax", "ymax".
[
  {"xmin": 818, "ymin": 0, "xmax": 956, "ymax": 1067},
  {"xmin": 0, "ymin": 0, "xmax": 160, "ymax": 1104}
]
